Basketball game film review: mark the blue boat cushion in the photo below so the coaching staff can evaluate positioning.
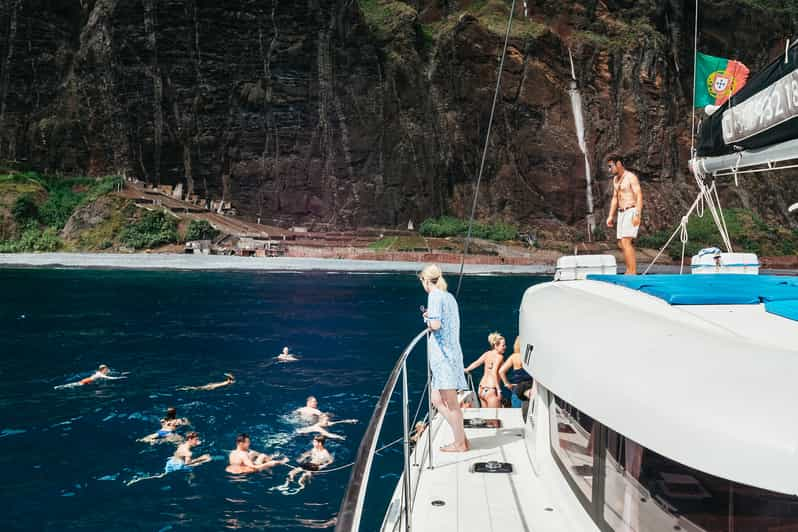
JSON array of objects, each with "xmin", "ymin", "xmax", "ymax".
[
  {"xmin": 586, "ymin": 274, "xmax": 798, "ymax": 322},
  {"xmin": 765, "ymin": 300, "xmax": 798, "ymax": 322}
]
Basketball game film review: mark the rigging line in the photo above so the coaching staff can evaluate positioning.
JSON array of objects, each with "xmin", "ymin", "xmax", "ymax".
[
  {"xmin": 690, "ymin": 0, "xmax": 699, "ymax": 157},
  {"xmin": 303, "ymin": 436, "xmax": 406, "ymax": 475},
  {"xmin": 455, "ymin": 0, "xmax": 516, "ymax": 297},
  {"xmin": 309, "ymin": 384, "xmax": 432, "ymax": 476},
  {"xmin": 642, "ymin": 185, "xmax": 709, "ymax": 275}
]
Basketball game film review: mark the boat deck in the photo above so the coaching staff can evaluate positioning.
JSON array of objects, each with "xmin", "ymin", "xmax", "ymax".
[{"xmin": 402, "ymin": 408, "xmax": 592, "ymax": 532}]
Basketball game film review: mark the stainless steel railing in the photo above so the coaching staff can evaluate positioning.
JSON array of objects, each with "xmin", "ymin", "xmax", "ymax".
[{"xmin": 335, "ymin": 328, "xmax": 432, "ymax": 532}]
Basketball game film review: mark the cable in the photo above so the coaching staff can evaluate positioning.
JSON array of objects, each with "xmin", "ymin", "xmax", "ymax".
[
  {"xmin": 309, "ymin": 381, "xmax": 432, "ymax": 476},
  {"xmin": 455, "ymin": 0, "xmax": 516, "ymax": 297}
]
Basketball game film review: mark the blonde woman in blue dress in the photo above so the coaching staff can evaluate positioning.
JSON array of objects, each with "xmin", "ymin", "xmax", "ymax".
[{"xmin": 419, "ymin": 264, "xmax": 469, "ymax": 452}]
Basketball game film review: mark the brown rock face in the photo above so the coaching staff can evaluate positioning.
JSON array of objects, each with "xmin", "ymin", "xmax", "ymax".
[{"xmin": 1, "ymin": 0, "xmax": 796, "ymax": 232}]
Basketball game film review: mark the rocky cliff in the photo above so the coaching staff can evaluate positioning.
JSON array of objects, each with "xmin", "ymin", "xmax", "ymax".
[{"xmin": 1, "ymin": 0, "xmax": 796, "ymax": 235}]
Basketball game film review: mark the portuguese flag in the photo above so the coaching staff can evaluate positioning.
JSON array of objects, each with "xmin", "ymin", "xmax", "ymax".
[{"xmin": 694, "ymin": 52, "xmax": 750, "ymax": 108}]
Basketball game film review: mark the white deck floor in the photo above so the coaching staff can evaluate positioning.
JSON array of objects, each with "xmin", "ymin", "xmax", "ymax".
[{"xmin": 387, "ymin": 407, "xmax": 596, "ymax": 532}]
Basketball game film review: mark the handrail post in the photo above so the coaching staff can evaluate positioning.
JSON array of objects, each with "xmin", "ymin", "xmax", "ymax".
[
  {"xmin": 334, "ymin": 328, "xmax": 428, "ymax": 532},
  {"xmin": 401, "ymin": 361, "xmax": 412, "ymax": 532},
  {"xmin": 426, "ymin": 332, "xmax": 434, "ymax": 470}
]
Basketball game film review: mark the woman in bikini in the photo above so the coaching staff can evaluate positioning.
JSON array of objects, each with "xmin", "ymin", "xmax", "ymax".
[{"xmin": 465, "ymin": 332, "xmax": 506, "ymax": 408}]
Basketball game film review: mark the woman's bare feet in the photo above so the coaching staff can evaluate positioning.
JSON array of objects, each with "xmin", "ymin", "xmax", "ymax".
[{"xmin": 440, "ymin": 441, "xmax": 469, "ymax": 452}]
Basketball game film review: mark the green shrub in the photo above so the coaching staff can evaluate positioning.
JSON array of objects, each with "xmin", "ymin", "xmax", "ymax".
[
  {"xmin": 185, "ymin": 219, "xmax": 219, "ymax": 241},
  {"xmin": 33, "ymin": 227, "xmax": 61, "ymax": 251},
  {"xmin": 637, "ymin": 208, "xmax": 798, "ymax": 259},
  {"xmin": 119, "ymin": 210, "xmax": 179, "ymax": 249},
  {"xmin": 419, "ymin": 216, "xmax": 467, "ymax": 237},
  {"xmin": 0, "ymin": 224, "xmax": 62, "ymax": 252},
  {"xmin": 419, "ymin": 216, "xmax": 518, "ymax": 241},
  {"xmin": 39, "ymin": 186, "xmax": 82, "ymax": 229},
  {"xmin": 12, "ymin": 195, "xmax": 39, "ymax": 224}
]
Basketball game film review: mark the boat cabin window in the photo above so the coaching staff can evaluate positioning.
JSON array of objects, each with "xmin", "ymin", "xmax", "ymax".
[
  {"xmin": 550, "ymin": 394, "xmax": 596, "ymax": 503},
  {"xmin": 603, "ymin": 428, "xmax": 798, "ymax": 532}
]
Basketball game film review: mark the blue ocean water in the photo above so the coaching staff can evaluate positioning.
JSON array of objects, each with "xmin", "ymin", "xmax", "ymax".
[{"xmin": 0, "ymin": 268, "xmax": 546, "ymax": 531}]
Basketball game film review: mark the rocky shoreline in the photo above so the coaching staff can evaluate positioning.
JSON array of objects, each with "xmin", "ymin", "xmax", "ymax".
[{"xmin": 0, "ymin": 252, "xmax": 557, "ymax": 275}]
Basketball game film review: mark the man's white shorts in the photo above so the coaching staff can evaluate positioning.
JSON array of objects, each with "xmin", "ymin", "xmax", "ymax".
[{"xmin": 617, "ymin": 207, "xmax": 639, "ymax": 240}]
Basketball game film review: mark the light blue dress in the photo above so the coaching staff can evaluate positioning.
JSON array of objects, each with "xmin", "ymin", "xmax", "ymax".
[{"xmin": 426, "ymin": 289, "xmax": 468, "ymax": 391}]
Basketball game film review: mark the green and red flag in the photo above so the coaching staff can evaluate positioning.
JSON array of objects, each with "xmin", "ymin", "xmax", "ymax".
[{"xmin": 694, "ymin": 52, "xmax": 750, "ymax": 108}]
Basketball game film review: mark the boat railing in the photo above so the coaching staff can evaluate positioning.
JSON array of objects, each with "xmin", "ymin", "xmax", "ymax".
[{"xmin": 335, "ymin": 328, "xmax": 432, "ymax": 532}]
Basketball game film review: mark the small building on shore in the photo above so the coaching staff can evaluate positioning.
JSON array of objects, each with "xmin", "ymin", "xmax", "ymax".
[
  {"xmin": 236, "ymin": 237, "xmax": 284, "ymax": 257},
  {"xmin": 185, "ymin": 239, "xmax": 213, "ymax": 255}
]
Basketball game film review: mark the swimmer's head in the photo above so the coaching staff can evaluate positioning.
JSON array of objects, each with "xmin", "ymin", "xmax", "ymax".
[
  {"xmin": 306, "ymin": 396, "xmax": 318, "ymax": 408},
  {"xmin": 282, "ymin": 347, "xmax": 289, "ymax": 355},
  {"xmin": 224, "ymin": 373, "xmax": 235, "ymax": 382},
  {"xmin": 165, "ymin": 407, "xmax": 177, "ymax": 420},
  {"xmin": 186, "ymin": 431, "xmax": 201, "ymax": 445},
  {"xmin": 98, "ymin": 364, "xmax": 109, "ymax": 374},
  {"xmin": 313, "ymin": 434, "xmax": 326, "ymax": 446},
  {"xmin": 236, "ymin": 433, "xmax": 251, "ymax": 450}
]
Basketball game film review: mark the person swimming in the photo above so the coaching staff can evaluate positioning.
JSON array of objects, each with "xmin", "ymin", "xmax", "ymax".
[
  {"xmin": 294, "ymin": 396, "xmax": 323, "ymax": 420},
  {"xmin": 164, "ymin": 431, "xmax": 211, "ymax": 473},
  {"xmin": 177, "ymin": 373, "xmax": 235, "ymax": 391},
  {"xmin": 276, "ymin": 347, "xmax": 298, "ymax": 362},
  {"xmin": 138, "ymin": 406, "xmax": 190, "ymax": 444},
  {"xmin": 282, "ymin": 435, "xmax": 333, "ymax": 490},
  {"xmin": 295, "ymin": 413, "xmax": 357, "ymax": 440},
  {"xmin": 226, "ymin": 433, "xmax": 289, "ymax": 474},
  {"xmin": 54, "ymin": 364, "xmax": 127, "ymax": 389}
]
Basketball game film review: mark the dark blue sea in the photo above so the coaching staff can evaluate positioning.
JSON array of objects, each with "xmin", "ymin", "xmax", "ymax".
[{"xmin": 0, "ymin": 268, "xmax": 546, "ymax": 531}]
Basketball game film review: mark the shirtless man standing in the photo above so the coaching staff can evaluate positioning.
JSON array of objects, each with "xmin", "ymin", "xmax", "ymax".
[
  {"xmin": 295, "ymin": 396, "xmax": 322, "ymax": 420},
  {"xmin": 226, "ymin": 433, "xmax": 288, "ymax": 474},
  {"xmin": 606, "ymin": 154, "xmax": 644, "ymax": 275}
]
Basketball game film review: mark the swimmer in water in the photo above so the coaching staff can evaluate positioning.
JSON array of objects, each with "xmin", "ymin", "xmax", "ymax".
[
  {"xmin": 283, "ymin": 435, "xmax": 333, "ymax": 490},
  {"xmin": 226, "ymin": 433, "xmax": 288, "ymax": 474},
  {"xmin": 138, "ymin": 406, "xmax": 190, "ymax": 444},
  {"xmin": 164, "ymin": 431, "xmax": 211, "ymax": 473},
  {"xmin": 177, "ymin": 373, "xmax": 235, "ymax": 391},
  {"xmin": 295, "ymin": 396, "xmax": 323, "ymax": 420},
  {"xmin": 276, "ymin": 347, "xmax": 298, "ymax": 362},
  {"xmin": 296, "ymin": 413, "xmax": 357, "ymax": 440},
  {"xmin": 54, "ymin": 364, "xmax": 126, "ymax": 389}
]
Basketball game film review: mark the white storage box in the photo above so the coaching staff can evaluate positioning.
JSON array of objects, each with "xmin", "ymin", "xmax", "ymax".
[
  {"xmin": 555, "ymin": 254, "xmax": 617, "ymax": 281},
  {"xmin": 691, "ymin": 248, "xmax": 759, "ymax": 275}
]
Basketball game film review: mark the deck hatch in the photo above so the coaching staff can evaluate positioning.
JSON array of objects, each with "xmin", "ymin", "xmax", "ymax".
[
  {"xmin": 472, "ymin": 461, "xmax": 513, "ymax": 473},
  {"xmin": 463, "ymin": 418, "xmax": 502, "ymax": 429}
]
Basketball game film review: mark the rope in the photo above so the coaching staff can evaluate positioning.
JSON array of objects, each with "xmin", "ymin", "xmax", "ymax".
[
  {"xmin": 642, "ymin": 219, "xmax": 686, "ymax": 275},
  {"xmin": 679, "ymin": 216, "xmax": 689, "ymax": 275},
  {"xmin": 643, "ymin": 186, "xmax": 706, "ymax": 275},
  {"xmin": 310, "ymin": 376, "xmax": 432, "ymax": 476},
  {"xmin": 455, "ymin": 0, "xmax": 516, "ymax": 297},
  {"xmin": 299, "ymin": 436, "xmax": 406, "ymax": 475}
]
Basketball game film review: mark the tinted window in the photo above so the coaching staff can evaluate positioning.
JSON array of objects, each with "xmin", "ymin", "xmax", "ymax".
[
  {"xmin": 603, "ymin": 429, "xmax": 798, "ymax": 532},
  {"xmin": 551, "ymin": 395, "xmax": 595, "ymax": 502}
]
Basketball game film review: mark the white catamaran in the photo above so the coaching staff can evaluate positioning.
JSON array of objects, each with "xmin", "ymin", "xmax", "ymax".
[{"xmin": 335, "ymin": 10, "xmax": 798, "ymax": 532}]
